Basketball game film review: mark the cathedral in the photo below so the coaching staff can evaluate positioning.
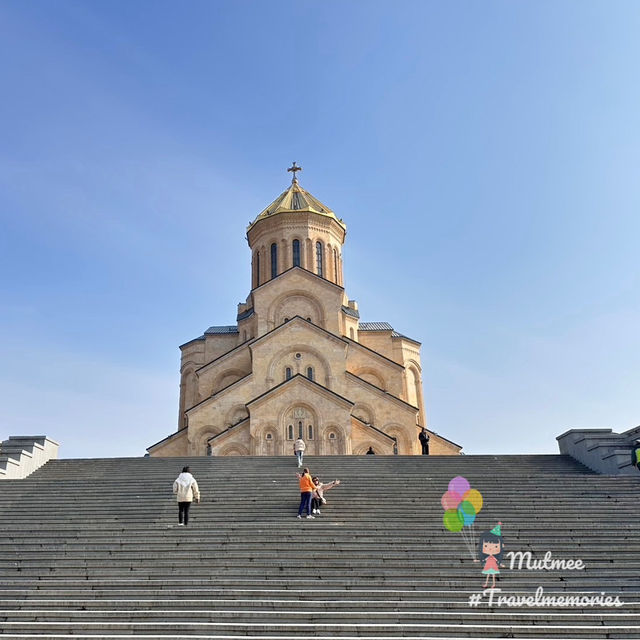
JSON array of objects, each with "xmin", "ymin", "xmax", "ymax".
[{"xmin": 148, "ymin": 166, "xmax": 462, "ymax": 457}]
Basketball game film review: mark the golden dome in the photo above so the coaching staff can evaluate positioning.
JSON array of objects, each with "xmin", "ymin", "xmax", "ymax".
[{"xmin": 248, "ymin": 167, "xmax": 346, "ymax": 232}]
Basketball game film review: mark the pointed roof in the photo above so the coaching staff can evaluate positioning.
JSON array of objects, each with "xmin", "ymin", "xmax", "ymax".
[{"xmin": 247, "ymin": 172, "xmax": 346, "ymax": 232}]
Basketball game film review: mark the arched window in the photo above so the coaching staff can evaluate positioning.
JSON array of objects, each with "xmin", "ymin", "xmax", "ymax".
[
  {"xmin": 266, "ymin": 433, "xmax": 272, "ymax": 440},
  {"xmin": 308, "ymin": 424, "xmax": 313, "ymax": 440},
  {"xmin": 298, "ymin": 422, "xmax": 303, "ymax": 439},
  {"xmin": 270, "ymin": 243, "xmax": 278, "ymax": 279},
  {"xmin": 333, "ymin": 248, "xmax": 338, "ymax": 282},
  {"xmin": 255, "ymin": 252, "xmax": 260, "ymax": 287},
  {"xmin": 288, "ymin": 425, "xmax": 293, "ymax": 440},
  {"xmin": 285, "ymin": 367, "xmax": 292, "ymax": 380},
  {"xmin": 329, "ymin": 432, "xmax": 336, "ymax": 440},
  {"xmin": 307, "ymin": 367, "xmax": 313, "ymax": 381},
  {"xmin": 292, "ymin": 239, "xmax": 300, "ymax": 267},
  {"xmin": 316, "ymin": 241, "xmax": 323, "ymax": 277}
]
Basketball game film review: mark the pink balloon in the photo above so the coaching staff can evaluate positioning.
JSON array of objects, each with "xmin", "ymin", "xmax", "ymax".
[
  {"xmin": 448, "ymin": 476, "xmax": 470, "ymax": 495},
  {"xmin": 441, "ymin": 490, "xmax": 462, "ymax": 510}
]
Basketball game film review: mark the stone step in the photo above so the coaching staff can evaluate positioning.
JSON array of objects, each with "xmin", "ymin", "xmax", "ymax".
[
  {"xmin": 1, "ymin": 621, "xmax": 639, "ymax": 638},
  {"xmin": 1, "ymin": 453, "xmax": 638, "ymax": 639}
]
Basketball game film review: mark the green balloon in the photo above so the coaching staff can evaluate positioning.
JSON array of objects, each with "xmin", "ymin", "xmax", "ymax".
[
  {"xmin": 443, "ymin": 508, "xmax": 463, "ymax": 532},
  {"xmin": 457, "ymin": 500, "xmax": 476, "ymax": 526}
]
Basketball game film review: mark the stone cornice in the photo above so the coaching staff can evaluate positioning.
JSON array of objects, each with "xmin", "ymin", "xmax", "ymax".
[
  {"xmin": 246, "ymin": 374, "xmax": 354, "ymax": 411},
  {"xmin": 344, "ymin": 336, "xmax": 405, "ymax": 370},
  {"xmin": 146, "ymin": 427, "xmax": 188, "ymax": 453},
  {"xmin": 247, "ymin": 211, "xmax": 346, "ymax": 245},
  {"xmin": 207, "ymin": 418, "xmax": 250, "ymax": 443},
  {"xmin": 345, "ymin": 371, "xmax": 419, "ymax": 413},
  {"xmin": 185, "ymin": 373, "xmax": 253, "ymax": 414},
  {"xmin": 352, "ymin": 415, "xmax": 397, "ymax": 443},
  {"xmin": 250, "ymin": 265, "xmax": 344, "ymax": 295},
  {"xmin": 194, "ymin": 341, "xmax": 251, "ymax": 376},
  {"xmin": 249, "ymin": 315, "xmax": 347, "ymax": 352}
]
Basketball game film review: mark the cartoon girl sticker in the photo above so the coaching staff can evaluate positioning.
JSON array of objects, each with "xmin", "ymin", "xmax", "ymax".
[{"xmin": 477, "ymin": 522, "xmax": 505, "ymax": 588}]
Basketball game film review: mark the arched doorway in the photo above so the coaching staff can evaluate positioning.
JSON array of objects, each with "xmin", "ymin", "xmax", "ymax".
[{"xmin": 284, "ymin": 405, "xmax": 317, "ymax": 455}]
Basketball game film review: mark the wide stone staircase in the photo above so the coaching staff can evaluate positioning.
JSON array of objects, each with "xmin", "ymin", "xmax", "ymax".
[{"xmin": 0, "ymin": 454, "xmax": 639, "ymax": 638}]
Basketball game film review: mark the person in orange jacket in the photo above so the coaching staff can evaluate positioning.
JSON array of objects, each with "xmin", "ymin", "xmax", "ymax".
[{"xmin": 296, "ymin": 468, "xmax": 317, "ymax": 519}]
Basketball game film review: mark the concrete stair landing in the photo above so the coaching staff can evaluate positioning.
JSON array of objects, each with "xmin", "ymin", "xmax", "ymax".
[{"xmin": 0, "ymin": 454, "xmax": 638, "ymax": 638}]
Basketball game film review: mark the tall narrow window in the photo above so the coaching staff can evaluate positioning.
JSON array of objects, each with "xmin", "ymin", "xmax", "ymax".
[
  {"xmin": 333, "ymin": 248, "xmax": 338, "ymax": 282},
  {"xmin": 292, "ymin": 239, "xmax": 300, "ymax": 267},
  {"xmin": 298, "ymin": 422, "xmax": 303, "ymax": 439},
  {"xmin": 288, "ymin": 425, "xmax": 293, "ymax": 440},
  {"xmin": 307, "ymin": 367, "xmax": 314, "ymax": 381},
  {"xmin": 285, "ymin": 367, "xmax": 292, "ymax": 380},
  {"xmin": 308, "ymin": 424, "xmax": 313, "ymax": 440},
  {"xmin": 271, "ymin": 243, "xmax": 278, "ymax": 279},
  {"xmin": 256, "ymin": 252, "xmax": 261, "ymax": 286},
  {"xmin": 316, "ymin": 241, "xmax": 323, "ymax": 277}
]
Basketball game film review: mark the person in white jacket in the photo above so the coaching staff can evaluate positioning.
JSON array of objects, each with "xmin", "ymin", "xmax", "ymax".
[
  {"xmin": 293, "ymin": 438, "xmax": 306, "ymax": 467},
  {"xmin": 173, "ymin": 466, "xmax": 200, "ymax": 526}
]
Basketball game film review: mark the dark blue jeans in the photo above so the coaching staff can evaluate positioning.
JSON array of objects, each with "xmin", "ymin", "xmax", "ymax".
[
  {"xmin": 178, "ymin": 501, "xmax": 191, "ymax": 525},
  {"xmin": 298, "ymin": 491, "xmax": 313, "ymax": 516}
]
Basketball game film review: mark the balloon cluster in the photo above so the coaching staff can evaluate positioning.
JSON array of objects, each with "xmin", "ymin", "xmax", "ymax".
[{"xmin": 441, "ymin": 476, "xmax": 483, "ymax": 559}]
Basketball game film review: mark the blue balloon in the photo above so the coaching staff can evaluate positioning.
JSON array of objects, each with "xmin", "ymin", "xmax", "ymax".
[{"xmin": 457, "ymin": 500, "xmax": 476, "ymax": 526}]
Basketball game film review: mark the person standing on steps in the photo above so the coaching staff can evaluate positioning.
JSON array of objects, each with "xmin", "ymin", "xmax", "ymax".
[
  {"xmin": 419, "ymin": 428, "xmax": 430, "ymax": 455},
  {"xmin": 366, "ymin": 446, "xmax": 375, "ymax": 455},
  {"xmin": 294, "ymin": 437, "xmax": 306, "ymax": 467},
  {"xmin": 296, "ymin": 468, "xmax": 317, "ymax": 519},
  {"xmin": 173, "ymin": 466, "xmax": 200, "ymax": 527}
]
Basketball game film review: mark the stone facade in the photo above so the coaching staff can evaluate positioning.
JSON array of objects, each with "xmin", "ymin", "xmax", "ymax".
[{"xmin": 148, "ymin": 172, "xmax": 461, "ymax": 457}]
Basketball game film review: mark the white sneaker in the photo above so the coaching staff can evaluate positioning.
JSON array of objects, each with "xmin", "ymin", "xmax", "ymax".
[
  {"xmin": 296, "ymin": 515, "xmax": 302, "ymax": 519},
  {"xmin": 178, "ymin": 523, "xmax": 184, "ymax": 526},
  {"xmin": 306, "ymin": 515, "xmax": 315, "ymax": 519},
  {"xmin": 316, "ymin": 510, "xmax": 321, "ymax": 515}
]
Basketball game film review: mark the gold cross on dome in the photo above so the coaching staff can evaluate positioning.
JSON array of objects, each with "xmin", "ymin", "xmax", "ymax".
[{"xmin": 287, "ymin": 162, "xmax": 302, "ymax": 183}]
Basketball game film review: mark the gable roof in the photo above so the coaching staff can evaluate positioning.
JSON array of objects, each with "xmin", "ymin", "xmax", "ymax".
[
  {"xmin": 146, "ymin": 427, "xmax": 188, "ymax": 453},
  {"xmin": 252, "ymin": 265, "xmax": 344, "ymax": 294},
  {"xmin": 185, "ymin": 373, "xmax": 253, "ymax": 413},
  {"xmin": 205, "ymin": 325, "xmax": 238, "ymax": 335},
  {"xmin": 249, "ymin": 315, "xmax": 346, "ymax": 350},
  {"xmin": 246, "ymin": 373, "xmax": 354, "ymax": 410},
  {"xmin": 207, "ymin": 418, "xmax": 250, "ymax": 443},
  {"xmin": 358, "ymin": 321, "xmax": 421, "ymax": 345},
  {"xmin": 359, "ymin": 322, "xmax": 393, "ymax": 331},
  {"xmin": 352, "ymin": 415, "xmax": 397, "ymax": 443},
  {"xmin": 346, "ymin": 371, "xmax": 419, "ymax": 413}
]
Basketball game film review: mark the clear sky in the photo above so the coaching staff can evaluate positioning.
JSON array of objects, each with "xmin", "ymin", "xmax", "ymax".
[{"xmin": 1, "ymin": 1, "xmax": 638, "ymax": 458}]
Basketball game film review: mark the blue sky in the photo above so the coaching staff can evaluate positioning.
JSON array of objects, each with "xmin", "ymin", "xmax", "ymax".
[{"xmin": 1, "ymin": 1, "xmax": 638, "ymax": 458}]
